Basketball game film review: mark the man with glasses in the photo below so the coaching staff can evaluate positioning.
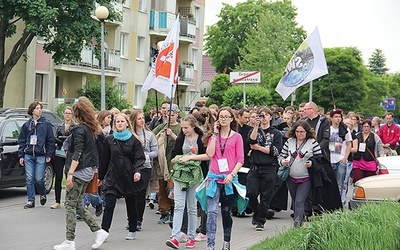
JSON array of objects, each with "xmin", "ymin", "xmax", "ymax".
[{"xmin": 247, "ymin": 107, "xmax": 283, "ymax": 231}]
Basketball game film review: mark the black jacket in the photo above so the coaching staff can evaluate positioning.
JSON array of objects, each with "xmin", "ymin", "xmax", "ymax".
[
  {"xmin": 171, "ymin": 135, "xmax": 208, "ymax": 178},
  {"xmin": 306, "ymin": 115, "xmax": 330, "ymax": 160},
  {"xmin": 65, "ymin": 124, "xmax": 98, "ymax": 172},
  {"xmin": 55, "ymin": 123, "xmax": 73, "ymax": 150},
  {"xmin": 308, "ymin": 155, "xmax": 342, "ymax": 212},
  {"xmin": 99, "ymin": 135, "xmax": 146, "ymax": 197},
  {"xmin": 248, "ymin": 126, "xmax": 283, "ymax": 166}
]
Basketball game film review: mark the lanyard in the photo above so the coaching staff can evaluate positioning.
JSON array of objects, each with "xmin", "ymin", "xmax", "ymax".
[{"xmin": 219, "ymin": 129, "xmax": 231, "ymax": 156}]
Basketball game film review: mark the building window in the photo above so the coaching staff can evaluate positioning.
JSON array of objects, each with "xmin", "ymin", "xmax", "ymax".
[
  {"xmin": 192, "ymin": 48, "xmax": 198, "ymax": 70},
  {"xmin": 120, "ymin": 32, "xmax": 129, "ymax": 58},
  {"xmin": 118, "ymin": 82, "xmax": 128, "ymax": 99},
  {"xmin": 139, "ymin": 0, "xmax": 147, "ymax": 12},
  {"xmin": 134, "ymin": 84, "xmax": 143, "ymax": 108},
  {"xmin": 194, "ymin": 6, "xmax": 200, "ymax": 28},
  {"xmin": 55, "ymin": 76, "xmax": 63, "ymax": 98},
  {"xmin": 35, "ymin": 73, "xmax": 48, "ymax": 102},
  {"xmin": 136, "ymin": 36, "xmax": 145, "ymax": 61},
  {"xmin": 123, "ymin": 0, "xmax": 132, "ymax": 8}
]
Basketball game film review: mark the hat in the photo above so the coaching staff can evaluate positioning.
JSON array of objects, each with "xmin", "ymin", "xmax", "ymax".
[
  {"xmin": 329, "ymin": 109, "xmax": 343, "ymax": 117},
  {"xmin": 167, "ymin": 104, "xmax": 180, "ymax": 113}
]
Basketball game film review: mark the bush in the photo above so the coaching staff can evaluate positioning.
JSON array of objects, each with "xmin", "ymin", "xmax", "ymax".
[{"xmin": 250, "ymin": 202, "xmax": 400, "ymax": 250}]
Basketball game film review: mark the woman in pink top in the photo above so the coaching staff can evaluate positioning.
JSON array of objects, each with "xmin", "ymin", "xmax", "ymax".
[{"xmin": 203, "ymin": 107, "xmax": 244, "ymax": 250}]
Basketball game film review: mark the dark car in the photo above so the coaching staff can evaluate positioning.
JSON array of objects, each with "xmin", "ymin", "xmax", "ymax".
[
  {"xmin": 3, "ymin": 108, "xmax": 63, "ymax": 135},
  {"xmin": 0, "ymin": 115, "xmax": 54, "ymax": 193}
]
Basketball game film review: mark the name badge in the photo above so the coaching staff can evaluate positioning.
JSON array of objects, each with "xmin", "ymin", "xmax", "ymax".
[
  {"xmin": 217, "ymin": 158, "xmax": 229, "ymax": 172},
  {"xmin": 145, "ymin": 153, "xmax": 150, "ymax": 163},
  {"xmin": 359, "ymin": 143, "xmax": 366, "ymax": 152},
  {"xmin": 30, "ymin": 135, "xmax": 38, "ymax": 145}
]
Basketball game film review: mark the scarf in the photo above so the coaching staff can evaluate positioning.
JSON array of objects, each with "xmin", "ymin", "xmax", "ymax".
[{"xmin": 113, "ymin": 129, "xmax": 132, "ymax": 141}]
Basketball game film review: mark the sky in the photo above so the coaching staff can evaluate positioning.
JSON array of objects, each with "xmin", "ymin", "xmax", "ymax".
[{"xmin": 204, "ymin": 0, "xmax": 400, "ymax": 73}]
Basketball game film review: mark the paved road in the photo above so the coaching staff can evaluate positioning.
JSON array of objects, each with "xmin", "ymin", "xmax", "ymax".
[{"xmin": 0, "ymin": 188, "xmax": 293, "ymax": 250}]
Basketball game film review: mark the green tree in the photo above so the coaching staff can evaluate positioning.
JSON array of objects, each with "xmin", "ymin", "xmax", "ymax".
[
  {"xmin": 368, "ymin": 48, "xmax": 389, "ymax": 75},
  {"xmin": 0, "ymin": 0, "xmax": 120, "ymax": 107},
  {"xmin": 206, "ymin": 74, "xmax": 231, "ymax": 106},
  {"xmin": 77, "ymin": 77, "xmax": 131, "ymax": 111},
  {"xmin": 204, "ymin": 0, "xmax": 274, "ymax": 73},
  {"xmin": 222, "ymin": 85, "xmax": 270, "ymax": 108}
]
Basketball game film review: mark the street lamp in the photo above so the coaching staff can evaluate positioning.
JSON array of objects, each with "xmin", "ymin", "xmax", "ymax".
[{"xmin": 95, "ymin": 6, "xmax": 109, "ymax": 110}]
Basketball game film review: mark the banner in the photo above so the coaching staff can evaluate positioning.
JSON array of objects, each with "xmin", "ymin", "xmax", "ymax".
[
  {"xmin": 141, "ymin": 15, "xmax": 180, "ymax": 98},
  {"xmin": 275, "ymin": 27, "xmax": 328, "ymax": 100}
]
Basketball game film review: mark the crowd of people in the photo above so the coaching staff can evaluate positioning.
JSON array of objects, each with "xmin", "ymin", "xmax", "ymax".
[{"xmin": 17, "ymin": 98, "xmax": 397, "ymax": 250}]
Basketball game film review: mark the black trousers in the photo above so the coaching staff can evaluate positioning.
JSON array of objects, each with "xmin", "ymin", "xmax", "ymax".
[
  {"xmin": 136, "ymin": 168, "xmax": 152, "ymax": 222},
  {"xmin": 247, "ymin": 165, "xmax": 276, "ymax": 224},
  {"xmin": 53, "ymin": 156, "xmax": 66, "ymax": 203},
  {"xmin": 102, "ymin": 193, "xmax": 138, "ymax": 233}
]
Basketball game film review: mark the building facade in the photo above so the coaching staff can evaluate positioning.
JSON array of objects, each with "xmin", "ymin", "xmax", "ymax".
[{"xmin": 4, "ymin": 0, "xmax": 205, "ymax": 111}]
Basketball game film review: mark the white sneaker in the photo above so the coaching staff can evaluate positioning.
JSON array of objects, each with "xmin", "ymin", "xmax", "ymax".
[
  {"xmin": 92, "ymin": 229, "xmax": 109, "ymax": 249},
  {"xmin": 195, "ymin": 232, "xmax": 206, "ymax": 242},
  {"xmin": 54, "ymin": 240, "xmax": 75, "ymax": 250},
  {"xmin": 179, "ymin": 232, "xmax": 188, "ymax": 243}
]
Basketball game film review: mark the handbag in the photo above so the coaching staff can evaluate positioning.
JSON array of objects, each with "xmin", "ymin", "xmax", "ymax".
[
  {"xmin": 277, "ymin": 165, "xmax": 290, "ymax": 181},
  {"xmin": 365, "ymin": 147, "xmax": 386, "ymax": 175},
  {"xmin": 86, "ymin": 171, "xmax": 99, "ymax": 194}
]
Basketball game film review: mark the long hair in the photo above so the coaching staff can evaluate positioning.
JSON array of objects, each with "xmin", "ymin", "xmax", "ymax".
[
  {"xmin": 72, "ymin": 97, "xmax": 98, "ymax": 136},
  {"xmin": 287, "ymin": 120, "xmax": 316, "ymax": 140},
  {"xmin": 113, "ymin": 113, "xmax": 141, "ymax": 142},
  {"xmin": 97, "ymin": 109, "xmax": 112, "ymax": 127},
  {"xmin": 177, "ymin": 114, "xmax": 204, "ymax": 139},
  {"xmin": 202, "ymin": 106, "xmax": 237, "ymax": 145},
  {"xmin": 129, "ymin": 110, "xmax": 153, "ymax": 145},
  {"xmin": 63, "ymin": 106, "xmax": 75, "ymax": 133}
]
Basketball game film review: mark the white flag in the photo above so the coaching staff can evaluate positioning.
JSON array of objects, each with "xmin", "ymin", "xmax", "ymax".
[
  {"xmin": 141, "ymin": 15, "xmax": 180, "ymax": 98},
  {"xmin": 275, "ymin": 27, "xmax": 328, "ymax": 100}
]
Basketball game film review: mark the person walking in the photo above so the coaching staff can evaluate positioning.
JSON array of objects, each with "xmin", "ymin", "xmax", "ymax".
[
  {"xmin": 247, "ymin": 107, "xmax": 283, "ymax": 231},
  {"xmin": 197, "ymin": 107, "xmax": 246, "ymax": 250},
  {"xmin": 278, "ymin": 121, "xmax": 322, "ymax": 227},
  {"xmin": 18, "ymin": 100, "xmax": 55, "ymax": 209},
  {"xmin": 166, "ymin": 115, "xmax": 209, "ymax": 249},
  {"xmin": 353, "ymin": 119, "xmax": 385, "ymax": 183},
  {"xmin": 99, "ymin": 113, "xmax": 146, "ymax": 240},
  {"xmin": 54, "ymin": 97, "xmax": 108, "ymax": 250},
  {"xmin": 51, "ymin": 106, "xmax": 75, "ymax": 209},
  {"xmin": 130, "ymin": 110, "xmax": 158, "ymax": 231}
]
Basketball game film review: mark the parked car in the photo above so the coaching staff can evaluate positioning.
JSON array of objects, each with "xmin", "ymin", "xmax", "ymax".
[
  {"xmin": 0, "ymin": 115, "xmax": 54, "ymax": 193},
  {"xmin": 3, "ymin": 108, "xmax": 63, "ymax": 135},
  {"xmin": 349, "ymin": 156, "xmax": 400, "ymax": 209}
]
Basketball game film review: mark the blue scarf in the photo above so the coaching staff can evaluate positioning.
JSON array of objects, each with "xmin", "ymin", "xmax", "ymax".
[{"xmin": 113, "ymin": 129, "xmax": 132, "ymax": 141}]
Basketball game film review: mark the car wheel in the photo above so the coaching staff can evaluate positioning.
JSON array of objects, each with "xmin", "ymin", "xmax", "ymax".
[{"xmin": 44, "ymin": 163, "xmax": 54, "ymax": 194}]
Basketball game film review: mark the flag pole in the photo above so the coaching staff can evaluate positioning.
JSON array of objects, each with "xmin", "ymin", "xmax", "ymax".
[{"xmin": 309, "ymin": 80, "xmax": 313, "ymax": 102}]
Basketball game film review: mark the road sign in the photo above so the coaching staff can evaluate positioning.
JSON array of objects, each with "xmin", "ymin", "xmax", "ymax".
[
  {"xmin": 380, "ymin": 97, "xmax": 396, "ymax": 111},
  {"xmin": 230, "ymin": 71, "xmax": 261, "ymax": 84}
]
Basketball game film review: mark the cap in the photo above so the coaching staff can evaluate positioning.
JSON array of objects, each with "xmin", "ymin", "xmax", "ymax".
[
  {"xmin": 329, "ymin": 109, "xmax": 343, "ymax": 117},
  {"xmin": 167, "ymin": 104, "xmax": 180, "ymax": 113}
]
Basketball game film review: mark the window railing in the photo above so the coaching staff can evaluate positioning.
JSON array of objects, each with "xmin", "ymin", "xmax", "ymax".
[{"xmin": 179, "ymin": 63, "xmax": 194, "ymax": 82}]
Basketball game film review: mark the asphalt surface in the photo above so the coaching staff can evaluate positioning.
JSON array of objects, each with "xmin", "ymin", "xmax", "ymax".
[{"xmin": 0, "ymin": 188, "xmax": 294, "ymax": 250}]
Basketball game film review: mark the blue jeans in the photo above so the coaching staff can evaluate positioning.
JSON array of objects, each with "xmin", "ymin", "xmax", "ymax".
[
  {"xmin": 24, "ymin": 155, "xmax": 46, "ymax": 201},
  {"xmin": 171, "ymin": 180, "xmax": 199, "ymax": 240},
  {"xmin": 206, "ymin": 181, "xmax": 236, "ymax": 249},
  {"xmin": 286, "ymin": 178, "xmax": 312, "ymax": 227},
  {"xmin": 331, "ymin": 161, "xmax": 347, "ymax": 204}
]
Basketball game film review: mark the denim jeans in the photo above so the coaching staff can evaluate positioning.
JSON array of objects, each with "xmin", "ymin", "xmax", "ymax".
[
  {"xmin": 24, "ymin": 154, "xmax": 46, "ymax": 201},
  {"xmin": 206, "ymin": 181, "xmax": 236, "ymax": 249},
  {"xmin": 171, "ymin": 180, "xmax": 199, "ymax": 240},
  {"xmin": 342, "ymin": 161, "xmax": 353, "ymax": 203},
  {"xmin": 331, "ymin": 161, "xmax": 347, "ymax": 203}
]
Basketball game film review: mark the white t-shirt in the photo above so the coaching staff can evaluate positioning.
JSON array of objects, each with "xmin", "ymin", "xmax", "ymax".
[{"xmin": 329, "ymin": 126, "xmax": 352, "ymax": 163}]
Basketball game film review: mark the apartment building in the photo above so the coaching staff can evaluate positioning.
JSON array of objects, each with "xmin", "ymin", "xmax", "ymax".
[{"xmin": 4, "ymin": 0, "xmax": 205, "ymax": 111}]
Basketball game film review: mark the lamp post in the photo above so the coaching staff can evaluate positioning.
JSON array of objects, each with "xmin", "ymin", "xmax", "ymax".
[{"xmin": 95, "ymin": 6, "xmax": 109, "ymax": 110}]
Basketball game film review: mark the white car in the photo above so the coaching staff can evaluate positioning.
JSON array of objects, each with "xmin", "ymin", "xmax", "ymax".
[{"xmin": 349, "ymin": 156, "xmax": 400, "ymax": 209}]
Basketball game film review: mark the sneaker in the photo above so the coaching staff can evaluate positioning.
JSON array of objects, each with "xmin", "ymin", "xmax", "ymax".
[
  {"xmin": 194, "ymin": 232, "xmax": 206, "ymax": 242},
  {"xmin": 24, "ymin": 201, "xmax": 35, "ymax": 209},
  {"xmin": 155, "ymin": 208, "xmax": 161, "ymax": 214},
  {"xmin": 136, "ymin": 221, "xmax": 142, "ymax": 231},
  {"xmin": 125, "ymin": 232, "xmax": 136, "ymax": 240},
  {"xmin": 148, "ymin": 201, "xmax": 155, "ymax": 209},
  {"xmin": 195, "ymin": 225, "xmax": 201, "ymax": 233},
  {"xmin": 179, "ymin": 232, "xmax": 188, "ymax": 243},
  {"xmin": 251, "ymin": 216, "xmax": 256, "ymax": 225},
  {"xmin": 54, "ymin": 240, "xmax": 75, "ymax": 250},
  {"xmin": 266, "ymin": 209, "xmax": 275, "ymax": 219},
  {"xmin": 51, "ymin": 203, "xmax": 61, "ymax": 209},
  {"xmin": 95, "ymin": 205, "xmax": 102, "ymax": 217},
  {"xmin": 158, "ymin": 214, "xmax": 170, "ymax": 224},
  {"xmin": 40, "ymin": 195, "xmax": 47, "ymax": 206},
  {"xmin": 185, "ymin": 239, "xmax": 195, "ymax": 248},
  {"xmin": 255, "ymin": 223, "xmax": 264, "ymax": 231},
  {"xmin": 166, "ymin": 238, "xmax": 179, "ymax": 249},
  {"xmin": 222, "ymin": 241, "xmax": 230, "ymax": 250},
  {"xmin": 91, "ymin": 229, "xmax": 109, "ymax": 249}
]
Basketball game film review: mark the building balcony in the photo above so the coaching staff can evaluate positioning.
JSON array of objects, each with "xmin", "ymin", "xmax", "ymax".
[
  {"xmin": 179, "ymin": 62, "xmax": 194, "ymax": 83},
  {"xmin": 149, "ymin": 10, "xmax": 196, "ymax": 41},
  {"xmin": 55, "ymin": 46, "xmax": 121, "ymax": 76},
  {"xmin": 92, "ymin": 1, "xmax": 123, "ymax": 23}
]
